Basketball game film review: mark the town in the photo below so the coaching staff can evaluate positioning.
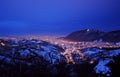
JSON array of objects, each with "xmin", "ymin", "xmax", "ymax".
[{"xmin": 1, "ymin": 36, "xmax": 120, "ymax": 64}]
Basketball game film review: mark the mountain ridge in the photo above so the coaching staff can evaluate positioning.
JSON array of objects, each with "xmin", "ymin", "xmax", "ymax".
[{"xmin": 64, "ymin": 29, "xmax": 120, "ymax": 42}]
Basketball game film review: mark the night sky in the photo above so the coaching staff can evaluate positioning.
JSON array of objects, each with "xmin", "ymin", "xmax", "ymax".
[{"xmin": 0, "ymin": 0, "xmax": 120, "ymax": 35}]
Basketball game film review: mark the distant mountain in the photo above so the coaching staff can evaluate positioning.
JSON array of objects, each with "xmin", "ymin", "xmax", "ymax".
[
  {"xmin": 64, "ymin": 29, "xmax": 105, "ymax": 42},
  {"xmin": 102, "ymin": 30, "xmax": 120, "ymax": 42},
  {"xmin": 64, "ymin": 29, "xmax": 120, "ymax": 42}
]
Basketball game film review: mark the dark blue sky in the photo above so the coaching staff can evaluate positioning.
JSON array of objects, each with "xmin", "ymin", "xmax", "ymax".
[{"xmin": 0, "ymin": 0, "xmax": 120, "ymax": 35}]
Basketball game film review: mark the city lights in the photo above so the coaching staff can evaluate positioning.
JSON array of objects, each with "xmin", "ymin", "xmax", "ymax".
[{"xmin": 0, "ymin": 36, "xmax": 120, "ymax": 64}]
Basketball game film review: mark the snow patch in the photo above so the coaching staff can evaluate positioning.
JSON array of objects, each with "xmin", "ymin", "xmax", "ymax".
[{"xmin": 94, "ymin": 59, "xmax": 114, "ymax": 76}]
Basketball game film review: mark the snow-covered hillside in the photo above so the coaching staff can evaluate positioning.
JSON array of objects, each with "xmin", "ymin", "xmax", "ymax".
[
  {"xmin": 0, "ymin": 39, "xmax": 120, "ymax": 77},
  {"xmin": 83, "ymin": 47, "xmax": 120, "ymax": 77}
]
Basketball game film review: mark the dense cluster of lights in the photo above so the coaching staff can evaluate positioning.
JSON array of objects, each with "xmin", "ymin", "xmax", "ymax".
[
  {"xmin": 40, "ymin": 36, "xmax": 120, "ymax": 64},
  {"xmin": 0, "ymin": 36, "xmax": 120, "ymax": 64},
  {"xmin": 0, "ymin": 39, "xmax": 6, "ymax": 46},
  {"xmin": 0, "ymin": 42, "xmax": 5, "ymax": 46}
]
